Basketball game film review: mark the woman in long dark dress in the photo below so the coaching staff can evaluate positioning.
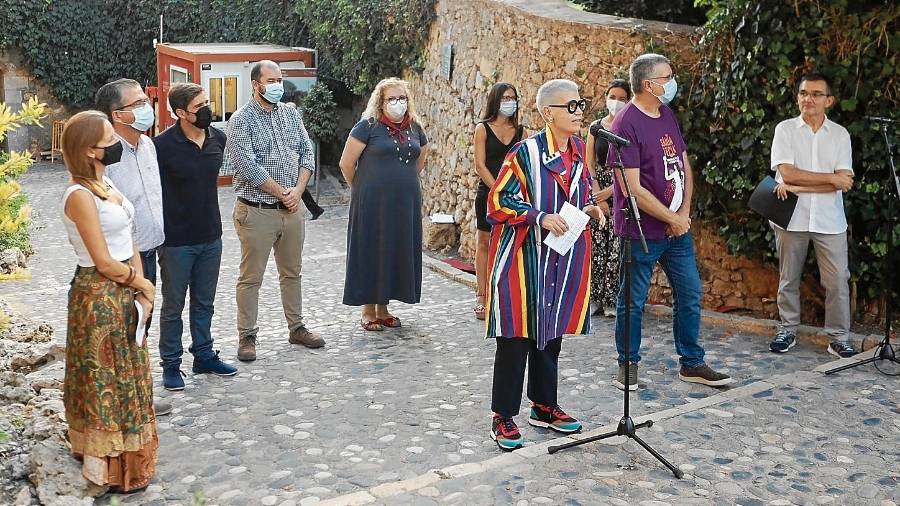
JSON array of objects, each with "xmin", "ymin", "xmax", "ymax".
[
  {"xmin": 339, "ymin": 78, "xmax": 429, "ymax": 331},
  {"xmin": 585, "ymin": 79, "xmax": 631, "ymax": 317},
  {"xmin": 472, "ymin": 83, "xmax": 523, "ymax": 320}
]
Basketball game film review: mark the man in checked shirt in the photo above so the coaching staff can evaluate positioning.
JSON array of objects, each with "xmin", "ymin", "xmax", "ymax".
[{"xmin": 226, "ymin": 60, "xmax": 325, "ymax": 361}]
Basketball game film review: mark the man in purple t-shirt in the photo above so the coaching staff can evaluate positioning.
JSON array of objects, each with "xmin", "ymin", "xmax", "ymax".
[{"xmin": 606, "ymin": 53, "xmax": 732, "ymax": 392}]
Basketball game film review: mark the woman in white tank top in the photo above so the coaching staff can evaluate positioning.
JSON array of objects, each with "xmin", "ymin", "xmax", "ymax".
[{"xmin": 59, "ymin": 111, "xmax": 159, "ymax": 492}]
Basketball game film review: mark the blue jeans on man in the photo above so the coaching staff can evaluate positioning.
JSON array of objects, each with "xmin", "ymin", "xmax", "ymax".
[
  {"xmin": 615, "ymin": 233, "xmax": 705, "ymax": 367},
  {"xmin": 158, "ymin": 239, "xmax": 222, "ymax": 369}
]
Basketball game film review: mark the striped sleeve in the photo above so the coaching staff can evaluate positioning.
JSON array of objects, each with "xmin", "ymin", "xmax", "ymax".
[{"xmin": 486, "ymin": 142, "xmax": 544, "ymax": 227}]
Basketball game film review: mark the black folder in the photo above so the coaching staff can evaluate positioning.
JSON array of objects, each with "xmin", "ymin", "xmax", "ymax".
[{"xmin": 749, "ymin": 175, "xmax": 798, "ymax": 229}]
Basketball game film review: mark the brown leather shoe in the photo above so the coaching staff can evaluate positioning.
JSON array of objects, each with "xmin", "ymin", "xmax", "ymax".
[
  {"xmin": 289, "ymin": 326, "xmax": 325, "ymax": 348},
  {"xmin": 237, "ymin": 335, "xmax": 257, "ymax": 362}
]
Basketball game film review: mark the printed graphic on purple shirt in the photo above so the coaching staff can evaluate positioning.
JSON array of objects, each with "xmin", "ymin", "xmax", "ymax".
[{"xmin": 607, "ymin": 102, "xmax": 687, "ymax": 240}]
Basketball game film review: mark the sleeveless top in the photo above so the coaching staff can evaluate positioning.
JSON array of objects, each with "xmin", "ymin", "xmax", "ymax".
[
  {"xmin": 590, "ymin": 120, "xmax": 611, "ymax": 170},
  {"xmin": 480, "ymin": 123, "xmax": 524, "ymax": 190},
  {"xmin": 62, "ymin": 176, "xmax": 135, "ymax": 267}
]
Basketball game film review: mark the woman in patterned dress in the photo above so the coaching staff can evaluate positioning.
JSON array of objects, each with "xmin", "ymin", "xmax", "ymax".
[
  {"xmin": 585, "ymin": 79, "xmax": 631, "ymax": 317},
  {"xmin": 60, "ymin": 111, "xmax": 158, "ymax": 492}
]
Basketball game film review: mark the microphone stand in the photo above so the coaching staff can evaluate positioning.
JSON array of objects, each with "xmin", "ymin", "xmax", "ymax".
[
  {"xmin": 548, "ymin": 140, "xmax": 684, "ymax": 479},
  {"xmin": 825, "ymin": 120, "xmax": 900, "ymax": 375}
]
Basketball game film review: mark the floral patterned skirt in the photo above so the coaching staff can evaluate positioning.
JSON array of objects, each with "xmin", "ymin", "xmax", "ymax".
[
  {"xmin": 64, "ymin": 264, "xmax": 157, "ymax": 491},
  {"xmin": 590, "ymin": 218, "xmax": 621, "ymax": 310}
]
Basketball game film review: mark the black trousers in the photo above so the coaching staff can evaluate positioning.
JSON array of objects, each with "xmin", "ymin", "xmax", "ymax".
[{"xmin": 491, "ymin": 337, "xmax": 562, "ymax": 418}]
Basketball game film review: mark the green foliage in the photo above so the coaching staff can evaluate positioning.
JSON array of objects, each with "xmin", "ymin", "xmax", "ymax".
[
  {"xmin": 0, "ymin": 194, "xmax": 32, "ymax": 254},
  {"xmin": 1, "ymin": 0, "xmax": 306, "ymax": 108},
  {"xmin": 1, "ymin": 0, "xmax": 435, "ymax": 107},
  {"xmin": 300, "ymin": 81, "xmax": 338, "ymax": 143},
  {"xmin": 0, "ymin": 97, "xmax": 46, "ymax": 257},
  {"xmin": 292, "ymin": 0, "xmax": 437, "ymax": 95},
  {"xmin": 681, "ymin": 0, "xmax": 899, "ymax": 301},
  {"xmin": 571, "ymin": 0, "xmax": 709, "ymax": 26}
]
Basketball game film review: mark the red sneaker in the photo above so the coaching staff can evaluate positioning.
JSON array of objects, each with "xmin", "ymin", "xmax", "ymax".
[
  {"xmin": 491, "ymin": 414, "xmax": 525, "ymax": 451},
  {"xmin": 528, "ymin": 403, "xmax": 582, "ymax": 434}
]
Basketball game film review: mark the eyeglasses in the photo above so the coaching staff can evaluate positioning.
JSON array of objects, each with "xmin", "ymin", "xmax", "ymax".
[
  {"xmin": 647, "ymin": 74, "xmax": 675, "ymax": 82},
  {"xmin": 798, "ymin": 91, "xmax": 830, "ymax": 99},
  {"xmin": 547, "ymin": 99, "xmax": 588, "ymax": 114},
  {"xmin": 501, "ymin": 96, "xmax": 518, "ymax": 103},
  {"xmin": 385, "ymin": 96, "xmax": 408, "ymax": 105},
  {"xmin": 116, "ymin": 98, "xmax": 150, "ymax": 111}
]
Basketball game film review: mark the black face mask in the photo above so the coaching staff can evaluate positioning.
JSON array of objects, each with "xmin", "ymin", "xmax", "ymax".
[
  {"xmin": 188, "ymin": 105, "xmax": 213, "ymax": 129},
  {"xmin": 95, "ymin": 141, "xmax": 123, "ymax": 166}
]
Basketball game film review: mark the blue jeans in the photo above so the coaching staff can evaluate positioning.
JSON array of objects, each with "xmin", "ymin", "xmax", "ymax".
[
  {"xmin": 140, "ymin": 249, "xmax": 157, "ymax": 285},
  {"xmin": 614, "ymin": 233, "xmax": 705, "ymax": 368},
  {"xmin": 158, "ymin": 239, "xmax": 222, "ymax": 369}
]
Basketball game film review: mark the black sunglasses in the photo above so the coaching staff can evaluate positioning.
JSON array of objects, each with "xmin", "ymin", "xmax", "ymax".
[{"xmin": 547, "ymin": 99, "xmax": 588, "ymax": 114}]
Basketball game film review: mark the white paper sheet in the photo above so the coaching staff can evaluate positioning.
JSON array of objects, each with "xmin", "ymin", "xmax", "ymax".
[
  {"xmin": 135, "ymin": 299, "xmax": 146, "ymax": 346},
  {"xmin": 430, "ymin": 213, "xmax": 456, "ymax": 224},
  {"xmin": 542, "ymin": 202, "xmax": 590, "ymax": 256}
]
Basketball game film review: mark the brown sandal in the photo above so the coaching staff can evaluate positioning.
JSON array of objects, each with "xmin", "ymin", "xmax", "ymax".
[
  {"xmin": 379, "ymin": 316, "xmax": 402, "ymax": 328},
  {"xmin": 361, "ymin": 319, "xmax": 384, "ymax": 331}
]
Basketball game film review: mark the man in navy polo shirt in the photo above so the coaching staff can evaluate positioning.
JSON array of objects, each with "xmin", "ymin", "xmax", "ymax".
[{"xmin": 154, "ymin": 83, "xmax": 237, "ymax": 390}]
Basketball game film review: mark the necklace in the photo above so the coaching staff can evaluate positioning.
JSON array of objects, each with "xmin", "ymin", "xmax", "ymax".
[{"xmin": 393, "ymin": 130, "xmax": 414, "ymax": 164}]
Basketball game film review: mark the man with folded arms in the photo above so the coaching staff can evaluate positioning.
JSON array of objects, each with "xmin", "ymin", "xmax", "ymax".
[{"xmin": 769, "ymin": 73, "xmax": 856, "ymax": 358}]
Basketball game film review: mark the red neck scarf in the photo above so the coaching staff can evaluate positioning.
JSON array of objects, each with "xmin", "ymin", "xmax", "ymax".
[{"xmin": 379, "ymin": 114, "xmax": 413, "ymax": 144}]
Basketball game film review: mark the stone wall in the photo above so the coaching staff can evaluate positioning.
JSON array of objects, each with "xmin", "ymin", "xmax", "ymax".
[
  {"xmin": 407, "ymin": 0, "xmax": 835, "ymax": 321},
  {"xmin": 0, "ymin": 49, "xmax": 70, "ymax": 155},
  {"xmin": 648, "ymin": 224, "xmax": 827, "ymax": 322},
  {"xmin": 409, "ymin": 0, "xmax": 697, "ymax": 261}
]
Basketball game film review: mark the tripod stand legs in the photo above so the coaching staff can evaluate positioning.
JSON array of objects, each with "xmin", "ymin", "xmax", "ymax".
[
  {"xmin": 547, "ymin": 416, "xmax": 683, "ymax": 478},
  {"xmin": 631, "ymin": 433, "xmax": 684, "ymax": 479},
  {"xmin": 824, "ymin": 343, "xmax": 899, "ymax": 375}
]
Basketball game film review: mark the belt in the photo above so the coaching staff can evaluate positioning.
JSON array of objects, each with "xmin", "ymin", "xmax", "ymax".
[{"xmin": 238, "ymin": 197, "xmax": 288, "ymax": 210}]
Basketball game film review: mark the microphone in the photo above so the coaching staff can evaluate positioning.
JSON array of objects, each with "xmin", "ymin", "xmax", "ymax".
[
  {"xmin": 866, "ymin": 116, "xmax": 897, "ymax": 124},
  {"xmin": 589, "ymin": 123, "xmax": 630, "ymax": 146}
]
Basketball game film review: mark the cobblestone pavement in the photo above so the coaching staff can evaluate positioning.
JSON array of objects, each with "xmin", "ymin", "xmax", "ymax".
[{"xmin": 5, "ymin": 164, "xmax": 899, "ymax": 506}]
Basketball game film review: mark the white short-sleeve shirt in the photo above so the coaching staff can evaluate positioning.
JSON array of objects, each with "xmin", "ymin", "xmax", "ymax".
[{"xmin": 770, "ymin": 116, "xmax": 852, "ymax": 234}]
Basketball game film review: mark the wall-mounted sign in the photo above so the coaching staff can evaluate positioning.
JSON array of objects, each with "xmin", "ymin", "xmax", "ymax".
[
  {"xmin": 441, "ymin": 43, "xmax": 453, "ymax": 81},
  {"xmin": 201, "ymin": 63, "xmax": 212, "ymax": 70}
]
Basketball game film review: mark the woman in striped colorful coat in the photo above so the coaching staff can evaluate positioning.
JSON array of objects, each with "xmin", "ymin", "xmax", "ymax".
[{"xmin": 486, "ymin": 79, "xmax": 606, "ymax": 451}]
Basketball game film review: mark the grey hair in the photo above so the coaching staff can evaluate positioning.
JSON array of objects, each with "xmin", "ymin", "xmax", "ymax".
[
  {"xmin": 536, "ymin": 79, "xmax": 579, "ymax": 112},
  {"xmin": 629, "ymin": 53, "xmax": 671, "ymax": 95},
  {"xmin": 95, "ymin": 78, "xmax": 141, "ymax": 121}
]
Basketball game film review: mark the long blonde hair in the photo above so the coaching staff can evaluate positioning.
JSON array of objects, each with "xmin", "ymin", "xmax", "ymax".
[
  {"xmin": 361, "ymin": 77, "xmax": 419, "ymax": 124},
  {"xmin": 61, "ymin": 110, "xmax": 111, "ymax": 200}
]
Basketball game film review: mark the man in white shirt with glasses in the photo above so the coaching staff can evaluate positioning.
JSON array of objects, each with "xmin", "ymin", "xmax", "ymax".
[{"xmin": 769, "ymin": 72, "xmax": 856, "ymax": 358}]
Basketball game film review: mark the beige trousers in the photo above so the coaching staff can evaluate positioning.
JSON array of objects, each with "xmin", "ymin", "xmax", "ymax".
[
  {"xmin": 233, "ymin": 201, "xmax": 305, "ymax": 338},
  {"xmin": 774, "ymin": 228, "xmax": 851, "ymax": 342}
]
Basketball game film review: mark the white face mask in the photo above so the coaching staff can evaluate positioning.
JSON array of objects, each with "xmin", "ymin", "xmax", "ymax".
[
  {"xmin": 498, "ymin": 101, "xmax": 518, "ymax": 117},
  {"xmin": 386, "ymin": 101, "xmax": 408, "ymax": 119},
  {"xmin": 606, "ymin": 99, "xmax": 626, "ymax": 116}
]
